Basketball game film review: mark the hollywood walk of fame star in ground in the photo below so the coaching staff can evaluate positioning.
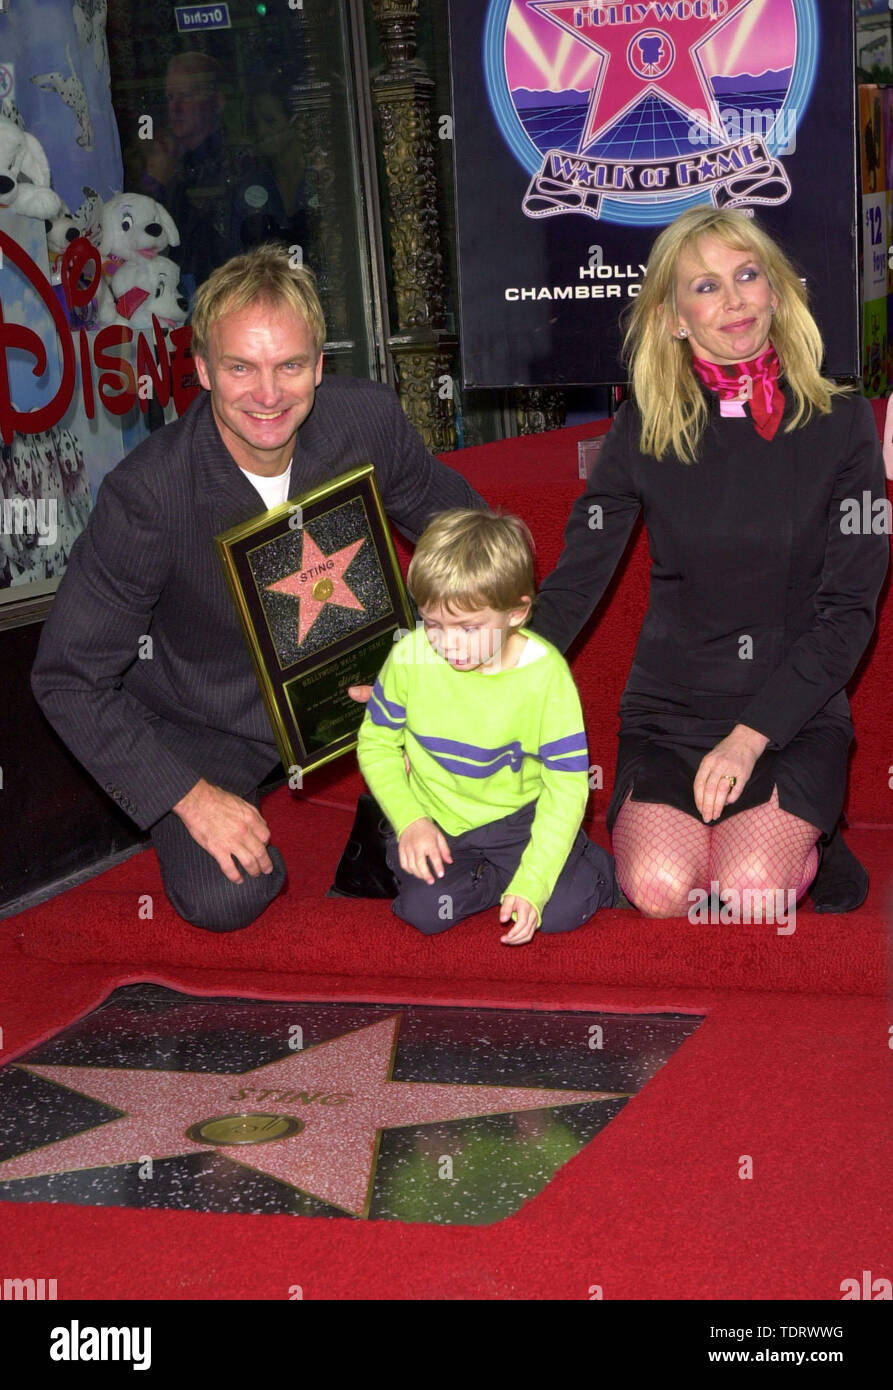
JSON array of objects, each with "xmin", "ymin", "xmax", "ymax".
[{"xmin": 0, "ymin": 987, "xmax": 704, "ymax": 1223}]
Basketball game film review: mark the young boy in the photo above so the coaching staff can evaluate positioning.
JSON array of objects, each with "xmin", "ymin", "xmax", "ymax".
[{"xmin": 356, "ymin": 509, "xmax": 616, "ymax": 943}]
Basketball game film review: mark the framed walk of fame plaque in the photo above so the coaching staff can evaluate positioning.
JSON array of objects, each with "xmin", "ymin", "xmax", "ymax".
[{"xmin": 216, "ymin": 464, "xmax": 413, "ymax": 775}]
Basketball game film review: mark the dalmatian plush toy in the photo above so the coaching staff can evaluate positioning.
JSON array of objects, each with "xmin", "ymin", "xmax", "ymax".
[
  {"xmin": 52, "ymin": 425, "xmax": 92, "ymax": 534},
  {"xmin": 1, "ymin": 435, "xmax": 46, "ymax": 581},
  {"xmin": 0, "ymin": 109, "xmax": 64, "ymax": 221},
  {"xmin": 10, "ymin": 433, "xmax": 38, "ymax": 498},
  {"xmin": 3, "ymin": 428, "xmax": 92, "ymax": 582},
  {"xmin": 102, "ymin": 254, "xmax": 189, "ymax": 335},
  {"xmin": 96, "ymin": 192, "xmax": 180, "ymax": 321},
  {"xmin": 73, "ymin": 0, "xmax": 109, "ymax": 73},
  {"xmin": 0, "ymin": 443, "xmax": 21, "ymax": 587},
  {"xmin": 45, "ymin": 185, "xmax": 101, "ymax": 269},
  {"xmin": 31, "ymin": 45, "xmax": 94, "ymax": 151},
  {"xmin": 45, "ymin": 188, "xmax": 103, "ymax": 329},
  {"xmin": 100, "ymin": 191, "xmax": 180, "ymax": 265},
  {"xmin": 45, "ymin": 209, "xmax": 82, "ymax": 278}
]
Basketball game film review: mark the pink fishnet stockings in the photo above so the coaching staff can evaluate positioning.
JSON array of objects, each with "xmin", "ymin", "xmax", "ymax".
[{"xmin": 613, "ymin": 786, "xmax": 820, "ymax": 918}]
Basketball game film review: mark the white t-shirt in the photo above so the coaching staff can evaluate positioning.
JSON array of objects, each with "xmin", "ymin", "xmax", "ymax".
[
  {"xmin": 516, "ymin": 633, "xmax": 546, "ymax": 666},
  {"xmin": 481, "ymin": 632, "xmax": 546, "ymax": 673},
  {"xmin": 239, "ymin": 461, "xmax": 293, "ymax": 511}
]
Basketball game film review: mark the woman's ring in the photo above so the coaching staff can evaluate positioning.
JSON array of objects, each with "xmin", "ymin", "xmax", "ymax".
[{"xmin": 720, "ymin": 775, "xmax": 737, "ymax": 788}]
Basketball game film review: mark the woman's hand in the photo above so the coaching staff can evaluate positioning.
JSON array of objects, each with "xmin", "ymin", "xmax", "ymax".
[{"xmin": 693, "ymin": 724, "xmax": 770, "ymax": 822}]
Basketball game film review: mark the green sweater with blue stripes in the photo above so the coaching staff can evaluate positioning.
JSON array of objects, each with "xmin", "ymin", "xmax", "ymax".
[{"xmin": 356, "ymin": 626, "xmax": 591, "ymax": 923}]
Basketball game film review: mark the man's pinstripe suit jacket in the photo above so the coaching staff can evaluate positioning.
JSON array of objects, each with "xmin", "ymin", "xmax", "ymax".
[{"xmin": 31, "ymin": 379, "xmax": 483, "ymax": 830}]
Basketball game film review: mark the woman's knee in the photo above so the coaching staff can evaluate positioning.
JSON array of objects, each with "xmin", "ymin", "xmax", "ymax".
[
  {"xmin": 714, "ymin": 857, "xmax": 773, "ymax": 898},
  {"xmin": 713, "ymin": 847, "xmax": 813, "ymax": 898},
  {"xmin": 712, "ymin": 845, "xmax": 817, "ymax": 900},
  {"xmin": 632, "ymin": 879, "xmax": 702, "ymax": 918},
  {"xmin": 612, "ymin": 798, "xmax": 710, "ymax": 917},
  {"xmin": 612, "ymin": 841, "xmax": 705, "ymax": 916}
]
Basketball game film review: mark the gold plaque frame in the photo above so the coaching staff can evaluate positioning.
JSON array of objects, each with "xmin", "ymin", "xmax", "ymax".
[{"xmin": 216, "ymin": 464, "xmax": 413, "ymax": 776}]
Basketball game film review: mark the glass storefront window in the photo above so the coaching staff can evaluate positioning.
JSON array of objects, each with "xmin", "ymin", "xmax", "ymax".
[
  {"xmin": 0, "ymin": 2, "xmax": 385, "ymax": 627},
  {"xmin": 107, "ymin": 1, "xmax": 381, "ymax": 377}
]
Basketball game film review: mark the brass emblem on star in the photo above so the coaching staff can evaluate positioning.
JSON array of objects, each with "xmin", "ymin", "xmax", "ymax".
[
  {"xmin": 312, "ymin": 577, "xmax": 334, "ymax": 602},
  {"xmin": 186, "ymin": 1113, "xmax": 304, "ymax": 1146}
]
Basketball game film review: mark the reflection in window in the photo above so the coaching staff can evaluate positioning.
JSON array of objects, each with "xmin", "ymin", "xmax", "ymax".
[{"xmin": 108, "ymin": 2, "xmax": 369, "ymax": 375}]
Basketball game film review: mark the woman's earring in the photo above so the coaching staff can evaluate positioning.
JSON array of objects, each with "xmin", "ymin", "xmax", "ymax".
[{"xmin": 677, "ymin": 328, "xmax": 688, "ymax": 338}]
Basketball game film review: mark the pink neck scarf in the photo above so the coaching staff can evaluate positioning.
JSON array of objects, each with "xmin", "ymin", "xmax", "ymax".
[{"xmin": 691, "ymin": 345, "xmax": 785, "ymax": 441}]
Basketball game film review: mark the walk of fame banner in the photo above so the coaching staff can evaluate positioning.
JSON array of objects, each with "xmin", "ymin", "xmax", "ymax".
[
  {"xmin": 216, "ymin": 466, "xmax": 413, "ymax": 777},
  {"xmin": 449, "ymin": 0, "xmax": 859, "ymax": 386}
]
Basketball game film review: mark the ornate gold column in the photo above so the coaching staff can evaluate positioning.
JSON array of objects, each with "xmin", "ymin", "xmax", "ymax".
[
  {"xmin": 369, "ymin": 0, "xmax": 456, "ymax": 451},
  {"xmin": 288, "ymin": 8, "xmax": 350, "ymax": 347}
]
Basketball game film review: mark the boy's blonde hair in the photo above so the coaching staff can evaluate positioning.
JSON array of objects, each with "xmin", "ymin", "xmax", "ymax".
[
  {"xmin": 191, "ymin": 243, "xmax": 326, "ymax": 358},
  {"xmin": 408, "ymin": 509, "xmax": 535, "ymax": 616}
]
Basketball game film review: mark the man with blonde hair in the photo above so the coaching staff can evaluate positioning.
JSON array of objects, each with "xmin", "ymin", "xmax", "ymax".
[
  {"xmin": 32, "ymin": 244, "xmax": 483, "ymax": 933},
  {"xmin": 357, "ymin": 509, "xmax": 616, "ymax": 943}
]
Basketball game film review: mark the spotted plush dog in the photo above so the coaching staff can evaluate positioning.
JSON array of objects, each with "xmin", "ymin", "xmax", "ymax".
[
  {"xmin": 106, "ymin": 254, "xmax": 189, "ymax": 334},
  {"xmin": 0, "ymin": 109, "xmax": 63, "ymax": 221},
  {"xmin": 73, "ymin": 0, "xmax": 109, "ymax": 72},
  {"xmin": 10, "ymin": 434, "xmax": 37, "ymax": 498},
  {"xmin": 0, "ymin": 442, "xmax": 24, "ymax": 586},
  {"xmin": 31, "ymin": 45, "xmax": 93, "ymax": 151},
  {"xmin": 45, "ymin": 209, "xmax": 82, "ymax": 279},
  {"xmin": 100, "ymin": 191, "xmax": 180, "ymax": 264},
  {"xmin": 73, "ymin": 185, "xmax": 102, "ymax": 245},
  {"xmin": 48, "ymin": 187, "xmax": 104, "ymax": 324},
  {"xmin": 97, "ymin": 193, "xmax": 181, "ymax": 321},
  {"xmin": 55, "ymin": 427, "xmax": 92, "ymax": 531}
]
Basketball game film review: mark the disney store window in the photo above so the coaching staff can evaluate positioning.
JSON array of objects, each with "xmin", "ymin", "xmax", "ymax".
[{"xmin": 0, "ymin": 1, "xmax": 378, "ymax": 626}]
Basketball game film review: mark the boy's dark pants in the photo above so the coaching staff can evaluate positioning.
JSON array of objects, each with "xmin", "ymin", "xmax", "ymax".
[{"xmin": 385, "ymin": 801, "xmax": 615, "ymax": 934}]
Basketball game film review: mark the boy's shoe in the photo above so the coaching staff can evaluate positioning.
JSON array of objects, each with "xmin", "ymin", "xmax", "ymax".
[{"xmin": 329, "ymin": 793, "xmax": 399, "ymax": 899}]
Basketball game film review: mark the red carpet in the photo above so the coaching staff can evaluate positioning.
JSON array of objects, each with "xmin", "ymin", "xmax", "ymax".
[
  {"xmin": 0, "ymin": 921, "xmax": 888, "ymax": 1301},
  {"xmin": 2, "ymin": 416, "xmax": 891, "ymax": 1300},
  {"xmin": 10, "ymin": 791, "xmax": 890, "ymax": 998}
]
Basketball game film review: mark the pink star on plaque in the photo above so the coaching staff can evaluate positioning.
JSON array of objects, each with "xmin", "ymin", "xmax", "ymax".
[
  {"xmin": 531, "ymin": 0, "xmax": 757, "ymax": 151},
  {"xmin": 1, "ymin": 1017, "xmax": 625, "ymax": 1218},
  {"xmin": 267, "ymin": 530, "xmax": 366, "ymax": 644}
]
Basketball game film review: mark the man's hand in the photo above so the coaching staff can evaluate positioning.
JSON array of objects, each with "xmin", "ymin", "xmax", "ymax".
[
  {"xmin": 693, "ymin": 724, "xmax": 770, "ymax": 823},
  {"xmin": 172, "ymin": 779, "xmax": 274, "ymax": 883},
  {"xmin": 499, "ymin": 895, "xmax": 539, "ymax": 945},
  {"xmin": 144, "ymin": 129, "xmax": 177, "ymax": 186},
  {"xmin": 398, "ymin": 817, "xmax": 452, "ymax": 884}
]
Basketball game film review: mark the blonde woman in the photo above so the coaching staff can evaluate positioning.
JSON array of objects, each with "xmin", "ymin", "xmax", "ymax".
[{"xmin": 531, "ymin": 207, "xmax": 888, "ymax": 918}]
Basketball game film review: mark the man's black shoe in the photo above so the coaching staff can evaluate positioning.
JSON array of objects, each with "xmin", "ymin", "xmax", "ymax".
[
  {"xmin": 809, "ymin": 822, "xmax": 869, "ymax": 913},
  {"xmin": 330, "ymin": 793, "xmax": 399, "ymax": 899}
]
